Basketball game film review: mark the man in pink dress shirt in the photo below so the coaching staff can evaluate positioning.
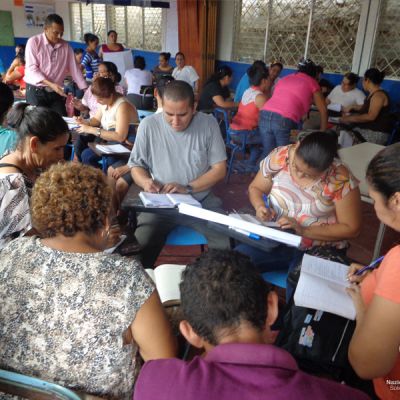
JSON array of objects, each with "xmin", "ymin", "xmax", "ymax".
[
  {"xmin": 134, "ymin": 250, "xmax": 369, "ymax": 400},
  {"xmin": 25, "ymin": 14, "xmax": 87, "ymax": 116}
]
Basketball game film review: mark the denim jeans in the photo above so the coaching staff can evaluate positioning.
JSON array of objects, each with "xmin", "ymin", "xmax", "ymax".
[
  {"xmin": 259, "ymin": 110, "xmax": 298, "ymax": 159},
  {"xmin": 230, "ymin": 129, "xmax": 262, "ymax": 165}
]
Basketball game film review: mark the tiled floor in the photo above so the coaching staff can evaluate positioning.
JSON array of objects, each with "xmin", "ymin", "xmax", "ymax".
[{"xmin": 156, "ymin": 171, "xmax": 399, "ymax": 266}]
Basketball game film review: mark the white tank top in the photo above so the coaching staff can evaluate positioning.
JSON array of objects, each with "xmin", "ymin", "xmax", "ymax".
[{"xmin": 100, "ymin": 96, "xmax": 128, "ymax": 130}]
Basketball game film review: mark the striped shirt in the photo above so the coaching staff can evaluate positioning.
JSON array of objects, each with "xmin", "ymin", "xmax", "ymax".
[{"xmin": 81, "ymin": 51, "xmax": 101, "ymax": 80}]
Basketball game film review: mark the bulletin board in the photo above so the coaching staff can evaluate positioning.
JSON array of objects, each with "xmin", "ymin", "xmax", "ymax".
[{"xmin": 0, "ymin": 11, "xmax": 15, "ymax": 46}]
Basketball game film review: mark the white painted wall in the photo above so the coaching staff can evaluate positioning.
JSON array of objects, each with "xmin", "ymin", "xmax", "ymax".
[
  {"xmin": 0, "ymin": 0, "xmax": 55, "ymax": 39},
  {"xmin": 163, "ymin": 0, "xmax": 178, "ymax": 54},
  {"xmin": 216, "ymin": 0, "xmax": 235, "ymax": 61}
]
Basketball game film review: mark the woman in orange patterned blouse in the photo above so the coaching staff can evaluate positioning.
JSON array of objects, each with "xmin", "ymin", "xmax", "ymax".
[{"xmin": 236, "ymin": 131, "xmax": 362, "ymax": 290}]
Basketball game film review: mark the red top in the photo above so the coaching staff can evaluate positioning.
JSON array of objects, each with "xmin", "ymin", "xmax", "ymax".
[
  {"xmin": 16, "ymin": 65, "xmax": 26, "ymax": 89},
  {"xmin": 101, "ymin": 43, "xmax": 124, "ymax": 53}
]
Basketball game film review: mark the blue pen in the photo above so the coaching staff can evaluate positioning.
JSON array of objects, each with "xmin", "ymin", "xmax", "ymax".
[
  {"xmin": 354, "ymin": 255, "xmax": 385, "ymax": 276},
  {"xmin": 262, "ymin": 193, "xmax": 270, "ymax": 209},
  {"xmin": 235, "ymin": 228, "xmax": 261, "ymax": 240}
]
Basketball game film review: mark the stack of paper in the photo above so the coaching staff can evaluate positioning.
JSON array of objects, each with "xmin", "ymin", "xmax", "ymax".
[
  {"xmin": 139, "ymin": 192, "xmax": 202, "ymax": 208},
  {"xmin": 62, "ymin": 116, "xmax": 80, "ymax": 130},
  {"xmin": 95, "ymin": 144, "xmax": 131, "ymax": 154}
]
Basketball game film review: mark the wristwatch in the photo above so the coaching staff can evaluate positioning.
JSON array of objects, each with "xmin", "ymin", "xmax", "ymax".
[
  {"xmin": 95, "ymin": 127, "xmax": 101, "ymax": 137},
  {"xmin": 185, "ymin": 184, "xmax": 194, "ymax": 194}
]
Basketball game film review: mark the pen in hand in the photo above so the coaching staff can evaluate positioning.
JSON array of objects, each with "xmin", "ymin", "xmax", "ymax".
[{"xmin": 354, "ymin": 255, "xmax": 385, "ymax": 276}]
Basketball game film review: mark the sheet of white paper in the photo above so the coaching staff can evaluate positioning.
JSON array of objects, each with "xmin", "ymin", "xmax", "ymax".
[
  {"xmin": 139, "ymin": 192, "xmax": 174, "ymax": 208},
  {"xmin": 166, "ymin": 193, "xmax": 202, "ymax": 208},
  {"xmin": 327, "ymin": 103, "xmax": 341, "ymax": 112},
  {"xmin": 328, "ymin": 116, "xmax": 341, "ymax": 124},
  {"xmin": 294, "ymin": 254, "xmax": 355, "ymax": 320},
  {"xmin": 95, "ymin": 144, "xmax": 130, "ymax": 154},
  {"xmin": 102, "ymin": 50, "xmax": 133, "ymax": 78},
  {"xmin": 62, "ymin": 116, "xmax": 79, "ymax": 130},
  {"xmin": 229, "ymin": 213, "xmax": 279, "ymax": 228},
  {"xmin": 178, "ymin": 203, "xmax": 302, "ymax": 247},
  {"xmin": 103, "ymin": 235, "xmax": 127, "ymax": 254},
  {"xmin": 146, "ymin": 264, "xmax": 186, "ymax": 303}
]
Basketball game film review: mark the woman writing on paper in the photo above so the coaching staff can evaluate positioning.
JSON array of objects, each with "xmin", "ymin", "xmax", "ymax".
[
  {"xmin": 236, "ymin": 131, "xmax": 362, "ymax": 292},
  {"xmin": 347, "ymin": 143, "xmax": 400, "ymax": 400},
  {"xmin": 76, "ymin": 77, "xmax": 138, "ymax": 168}
]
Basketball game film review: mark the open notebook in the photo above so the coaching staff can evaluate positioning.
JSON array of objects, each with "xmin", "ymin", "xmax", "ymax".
[
  {"xmin": 139, "ymin": 192, "xmax": 202, "ymax": 208},
  {"xmin": 294, "ymin": 254, "xmax": 356, "ymax": 320},
  {"xmin": 145, "ymin": 264, "xmax": 186, "ymax": 304}
]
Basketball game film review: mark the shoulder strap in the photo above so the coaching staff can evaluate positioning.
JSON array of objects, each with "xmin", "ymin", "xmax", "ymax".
[{"xmin": 0, "ymin": 163, "xmax": 23, "ymax": 173}]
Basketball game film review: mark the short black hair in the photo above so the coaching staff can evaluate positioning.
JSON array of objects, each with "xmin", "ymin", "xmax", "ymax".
[
  {"xmin": 155, "ymin": 75, "xmax": 175, "ymax": 98},
  {"xmin": 160, "ymin": 52, "xmax": 171, "ymax": 61},
  {"xmin": 84, "ymin": 33, "xmax": 99, "ymax": 45},
  {"xmin": 99, "ymin": 61, "xmax": 121, "ymax": 83},
  {"xmin": 367, "ymin": 143, "xmax": 400, "ymax": 201},
  {"xmin": 270, "ymin": 61, "xmax": 283, "ymax": 70},
  {"xmin": 44, "ymin": 14, "xmax": 63, "ymax": 27},
  {"xmin": 0, "ymin": 83, "xmax": 14, "ymax": 124},
  {"xmin": 107, "ymin": 30, "xmax": 117, "ymax": 37},
  {"xmin": 248, "ymin": 64, "xmax": 269, "ymax": 86},
  {"xmin": 134, "ymin": 55, "xmax": 146, "ymax": 70},
  {"xmin": 296, "ymin": 131, "xmax": 338, "ymax": 172},
  {"xmin": 163, "ymin": 80, "xmax": 194, "ymax": 107},
  {"xmin": 180, "ymin": 250, "xmax": 270, "ymax": 345},
  {"xmin": 364, "ymin": 68, "xmax": 385, "ymax": 85},
  {"xmin": 7, "ymin": 104, "xmax": 68, "ymax": 145},
  {"xmin": 344, "ymin": 72, "xmax": 359, "ymax": 86},
  {"xmin": 297, "ymin": 58, "xmax": 318, "ymax": 78}
]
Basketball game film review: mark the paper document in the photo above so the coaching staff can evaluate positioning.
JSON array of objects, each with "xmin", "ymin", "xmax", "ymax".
[
  {"xmin": 328, "ymin": 116, "xmax": 341, "ymax": 124},
  {"xmin": 178, "ymin": 203, "xmax": 302, "ymax": 247},
  {"xmin": 229, "ymin": 213, "xmax": 279, "ymax": 228},
  {"xmin": 103, "ymin": 235, "xmax": 127, "ymax": 254},
  {"xmin": 63, "ymin": 116, "xmax": 79, "ymax": 130},
  {"xmin": 145, "ymin": 264, "xmax": 186, "ymax": 303},
  {"xmin": 103, "ymin": 50, "xmax": 133, "ymax": 77},
  {"xmin": 95, "ymin": 144, "xmax": 131, "ymax": 154},
  {"xmin": 327, "ymin": 103, "xmax": 342, "ymax": 113},
  {"xmin": 139, "ymin": 192, "xmax": 202, "ymax": 208},
  {"xmin": 294, "ymin": 254, "xmax": 355, "ymax": 320}
]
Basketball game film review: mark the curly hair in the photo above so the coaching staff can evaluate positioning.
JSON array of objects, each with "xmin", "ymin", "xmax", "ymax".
[
  {"xmin": 31, "ymin": 163, "xmax": 112, "ymax": 238},
  {"xmin": 180, "ymin": 250, "xmax": 271, "ymax": 345}
]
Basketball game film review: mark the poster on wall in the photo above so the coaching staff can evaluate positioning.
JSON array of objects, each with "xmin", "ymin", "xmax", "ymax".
[{"xmin": 24, "ymin": 3, "xmax": 55, "ymax": 28}]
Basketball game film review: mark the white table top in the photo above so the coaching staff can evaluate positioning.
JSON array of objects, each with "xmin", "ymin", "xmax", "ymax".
[{"xmin": 339, "ymin": 142, "xmax": 384, "ymax": 198}]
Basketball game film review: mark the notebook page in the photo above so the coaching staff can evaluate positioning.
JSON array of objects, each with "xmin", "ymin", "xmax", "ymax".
[
  {"xmin": 301, "ymin": 254, "xmax": 350, "ymax": 285},
  {"xmin": 166, "ymin": 194, "xmax": 202, "ymax": 208},
  {"xmin": 139, "ymin": 192, "xmax": 174, "ymax": 208},
  {"xmin": 229, "ymin": 213, "xmax": 279, "ymax": 228},
  {"xmin": 153, "ymin": 264, "xmax": 186, "ymax": 303},
  {"xmin": 294, "ymin": 254, "xmax": 355, "ymax": 320},
  {"xmin": 95, "ymin": 144, "xmax": 130, "ymax": 154}
]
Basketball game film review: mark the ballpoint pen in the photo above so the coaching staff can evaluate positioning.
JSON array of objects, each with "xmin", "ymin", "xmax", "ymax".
[
  {"xmin": 354, "ymin": 255, "xmax": 385, "ymax": 276},
  {"xmin": 234, "ymin": 228, "xmax": 261, "ymax": 240}
]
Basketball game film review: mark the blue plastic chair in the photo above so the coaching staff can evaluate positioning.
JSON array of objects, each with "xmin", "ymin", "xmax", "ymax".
[
  {"xmin": 386, "ymin": 119, "xmax": 400, "ymax": 145},
  {"xmin": 262, "ymin": 270, "xmax": 288, "ymax": 289},
  {"xmin": 213, "ymin": 107, "xmax": 260, "ymax": 182},
  {"xmin": 165, "ymin": 225, "xmax": 208, "ymax": 253},
  {"xmin": 0, "ymin": 369, "xmax": 82, "ymax": 399}
]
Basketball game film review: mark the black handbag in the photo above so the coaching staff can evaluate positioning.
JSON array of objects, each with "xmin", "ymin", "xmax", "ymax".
[{"xmin": 276, "ymin": 248, "xmax": 375, "ymax": 395}]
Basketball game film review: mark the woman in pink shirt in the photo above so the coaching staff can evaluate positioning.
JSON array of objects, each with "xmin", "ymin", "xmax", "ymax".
[{"xmin": 259, "ymin": 59, "xmax": 328, "ymax": 159}]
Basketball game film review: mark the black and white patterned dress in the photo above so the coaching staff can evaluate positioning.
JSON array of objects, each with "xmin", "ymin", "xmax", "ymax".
[
  {"xmin": 0, "ymin": 236, "xmax": 155, "ymax": 399},
  {"xmin": 0, "ymin": 171, "xmax": 33, "ymax": 250}
]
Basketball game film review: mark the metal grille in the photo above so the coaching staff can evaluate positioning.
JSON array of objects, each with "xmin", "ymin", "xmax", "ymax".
[
  {"xmin": 233, "ymin": 0, "xmax": 268, "ymax": 63},
  {"xmin": 68, "ymin": 2, "xmax": 162, "ymax": 51},
  {"xmin": 107, "ymin": 5, "xmax": 127, "ymax": 45},
  {"xmin": 92, "ymin": 4, "xmax": 107, "ymax": 43},
  {"xmin": 308, "ymin": 0, "xmax": 361, "ymax": 73},
  {"xmin": 143, "ymin": 8, "xmax": 162, "ymax": 51},
  {"xmin": 126, "ymin": 6, "xmax": 143, "ymax": 49},
  {"xmin": 266, "ymin": 0, "xmax": 309, "ymax": 67},
  {"xmin": 372, "ymin": 0, "xmax": 400, "ymax": 78},
  {"xmin": 81, "ymin": 4, "xmax": 93, "ymax": 39},
  {"xmin": 70, "ymin": 3, "xmax": 82, "ymax": 43}
]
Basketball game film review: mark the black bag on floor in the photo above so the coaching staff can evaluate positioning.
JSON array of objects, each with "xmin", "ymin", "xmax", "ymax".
[{"xmin": 276, "ymin": 248, "xmax": 375, "ymax": 395}]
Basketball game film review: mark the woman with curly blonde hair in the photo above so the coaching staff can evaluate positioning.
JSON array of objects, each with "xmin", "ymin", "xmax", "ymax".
[{"xmin": 0, "ymin": 162, "xmax": 176, "ymax": 399}]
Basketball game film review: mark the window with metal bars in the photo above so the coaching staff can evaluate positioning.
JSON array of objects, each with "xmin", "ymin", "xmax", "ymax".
[
  {"xmin": 372, "ymin": 0, "xmax": 400, "ymax": 79},
  {"xmin": 69, "ymin": 2, "xmax": 162, "ymax": 51},
  {"xmin": 233, "ymin": 0, "xmax": 361, "ymax": 74}
]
